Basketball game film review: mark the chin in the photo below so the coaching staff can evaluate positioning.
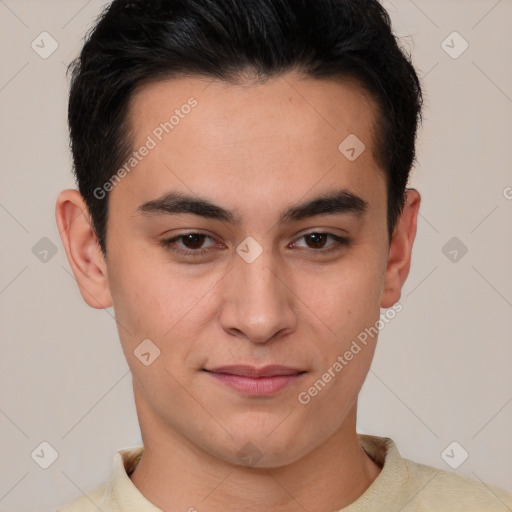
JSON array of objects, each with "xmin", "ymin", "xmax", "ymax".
[{"xmin": 213, "ymin": 430, "xmax": 311, "ymax": 469}]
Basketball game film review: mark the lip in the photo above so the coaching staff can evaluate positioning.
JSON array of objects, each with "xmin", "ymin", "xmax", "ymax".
[
  {"xmin": 204, "ymin": 365, "xmax": 307, "ymax": 396},
  {"xmin": 206, "ymin": 365, "xmax": 305, "ymax": 378}
]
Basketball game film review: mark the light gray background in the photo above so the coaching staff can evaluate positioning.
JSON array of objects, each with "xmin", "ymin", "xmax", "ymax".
[{"xmin": 1, "ymin": 0, "xmax": 511, "ymax": 510}]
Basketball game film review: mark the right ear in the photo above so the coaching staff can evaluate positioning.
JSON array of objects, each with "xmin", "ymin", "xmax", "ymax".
[{"xmin": 55, "ymin": 189, "xmax": 112, "ymax": 309}]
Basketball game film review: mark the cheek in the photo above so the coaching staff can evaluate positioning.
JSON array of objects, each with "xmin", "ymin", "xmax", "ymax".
[
  {"xmin": 298, "ymin": 277, "xmax": 381, "ymax": 421},
  {"xmin": 296, "ymin": 250, "xmax": 385, "ymax": 401},
  {"xmin": 107, "ymin": 248, "xmax": 217, "ymax": 362},
  {"xmin": 106, "ymin": 245, "xmax": 170, "ymax": 362},
  {"xmin": 108, "ymin": 240, "xmax": 176, "ymax": 323},
  {"xmin": 304, "ymin": 253, "xmax": 385, "ymax": 340}
]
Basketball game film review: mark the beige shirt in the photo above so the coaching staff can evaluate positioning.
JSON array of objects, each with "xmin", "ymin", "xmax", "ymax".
[{"xmin": 57, "ymin": 434, "xmax": 512, "ymax": 511}]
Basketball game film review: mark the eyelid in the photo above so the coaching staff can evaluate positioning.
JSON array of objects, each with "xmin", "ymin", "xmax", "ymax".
[
  {"xmin": 160, "ymin": 231, "xmax": 219, "ymax": 253},
  {"xmin": 161, "ymin": 227, "xmax": 348, "ymax": 243},
  {"xmin": 289, "ymin": 232, "xmax": 349, "ymax": 250},
  {"xmin": 160, "ymin": 229, "xmax": 350, "ymax": 259},
  {"xmin": 299, "ymin": 227, "xmax": 349, "ymax": 237}
]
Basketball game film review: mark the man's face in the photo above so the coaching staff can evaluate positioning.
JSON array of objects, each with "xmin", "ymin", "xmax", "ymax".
[{"xmin": 104, "ymin": 72, "xmax": 394, "ymax": 466}]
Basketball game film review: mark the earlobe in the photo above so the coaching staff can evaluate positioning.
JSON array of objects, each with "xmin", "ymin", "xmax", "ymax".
[
  {"xmin": 55, "ymin": 189, "xmax": 113, "ymax": 309},
  {"xmin": 380, "ymin": 188, "xmax": 421, "ymax": 309}
]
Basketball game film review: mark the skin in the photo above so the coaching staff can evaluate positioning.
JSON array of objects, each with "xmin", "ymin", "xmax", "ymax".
[{"xmin": 56, "ymin": 70, "xmax": 420, "ymax": 511}]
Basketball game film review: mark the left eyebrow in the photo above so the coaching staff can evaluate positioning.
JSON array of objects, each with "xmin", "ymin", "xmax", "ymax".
[
  {"xmin": 136, "ymin": 188, "xmax": 369, "ymax": 225},
  {"xmin": 279, "ymin": 189, "xmax": 368, "ymax": 223}
]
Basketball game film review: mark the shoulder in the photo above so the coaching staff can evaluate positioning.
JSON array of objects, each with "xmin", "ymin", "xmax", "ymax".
[
  {"xmin": 54, "ymin": 481, "xmax": 112, "ymax": 512},
  {"xmin": 357, "ymin": 434, "xmax": 512, "ymax": 512},
  {"xmin": 401, "ymin": 457, "xmax": 512, "ymax": 511},
  {"xmin": 54, "ymin": 445, "xmax": 144, "ymax": 512}
]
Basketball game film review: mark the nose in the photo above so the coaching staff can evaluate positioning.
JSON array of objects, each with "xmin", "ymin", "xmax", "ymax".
[{"xmin": 219, "ymin": 247, "xmax": 297, "ymax": 344}]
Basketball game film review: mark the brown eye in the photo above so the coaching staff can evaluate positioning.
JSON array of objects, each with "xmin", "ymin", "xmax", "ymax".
[
  {"xmin": 160, "ymin": 232, "xmax": 218, "ymax": 258},
  {"xmin": 180, "ymin": 233, "xmax": 208, "ymax": 250},
  {"xmin": 292, "ymin": 232, "xmax": 350, "ymax": 253},
  {"xmin": 305, "ymin": 233, "xmax": 329, "ymax": 249}
]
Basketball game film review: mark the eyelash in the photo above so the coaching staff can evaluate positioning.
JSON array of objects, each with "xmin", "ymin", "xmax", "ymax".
[{"xmin": 159, "ymin": 231, "xmax": 350, "ymax": 259}]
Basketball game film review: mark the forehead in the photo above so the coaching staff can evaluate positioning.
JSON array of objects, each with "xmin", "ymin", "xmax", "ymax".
[
  {"xmin": 129, "ymin": 71, "xmax": 379, "ymax": 151},
  {"xmin": 113, "ymin": 71, "xmax": 386, "ymax": 220}
]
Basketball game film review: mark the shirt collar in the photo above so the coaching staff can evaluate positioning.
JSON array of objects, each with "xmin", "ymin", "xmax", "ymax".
[{"xmin": 108, "ymin": 434, "xmax": 406, "ymax": 511}]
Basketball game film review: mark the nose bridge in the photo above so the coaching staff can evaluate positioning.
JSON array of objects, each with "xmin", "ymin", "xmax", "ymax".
[
  {"xmin": 220, "ymin": 243, "xmax": 296, "ymax": 343},
  {"xmin": 241, "ymin": 249, "xmax": 281, "ymax": 304}
]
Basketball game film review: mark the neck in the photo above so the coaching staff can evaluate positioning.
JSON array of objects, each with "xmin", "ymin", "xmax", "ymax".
[{"xmin": 129, "ymin": 388, "xmax": 381, "ymax": 512}]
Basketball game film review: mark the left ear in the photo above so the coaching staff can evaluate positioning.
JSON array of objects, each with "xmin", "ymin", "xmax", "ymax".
[{"xmin": 380, "ymin": 188, "xmax": 421, "ymax": 308}]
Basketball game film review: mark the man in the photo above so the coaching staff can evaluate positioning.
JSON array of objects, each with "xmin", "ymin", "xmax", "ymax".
[{"xmin": 55, "ymin": 0, "xmax": 512, "ymax": 510}]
